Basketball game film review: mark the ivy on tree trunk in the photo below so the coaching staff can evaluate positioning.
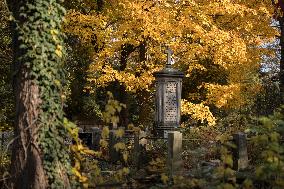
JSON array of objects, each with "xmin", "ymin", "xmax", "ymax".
[{"xmin": 7, "ymin": 0, "xmax": 74, "ymax": 188}]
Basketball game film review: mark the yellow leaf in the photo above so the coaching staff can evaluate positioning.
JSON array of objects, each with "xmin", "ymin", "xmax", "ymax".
[
  {"xmin": 101, "ymin": 127, "xmax": 109, "ymax": 139},
  {"xmin": 50, "ymin": 29, "xmax": 59, "ymax": 35},
  {"xmin": 115, "ymin": 128, "xmax": 124, "ymax": 138},
  {"xmin": 100, "ymin": 139, "xmax": 108, "ymax": 148},
  {"xmin": 114, "ymin": 142, "xmax": 126, "ymax": 151},
  {"xmin": 122, "ymin": 167, "xmax": 130, "ymax": 175},
  {"xmin": 83, "ymin": 183, "xmax": 88, "ymax": 189},
  {"xmin": 55, "ymin": 49, "xmax": 62, "ymax": 58},
  {"xmin": 161, "ymin": 173, "xmax": 169, "ymax": 184},
  {"xmin": 122, "ymin": 152, "xmax": 128, "ymax": 162}
]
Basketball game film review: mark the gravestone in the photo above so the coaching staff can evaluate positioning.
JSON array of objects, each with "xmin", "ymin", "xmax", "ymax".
[
  {"xmin": 167, "ymin": 131, "xmax": 183, "ymax": 177},
  {"xmin": 232, "ymin": 132, "xmax": 248, "ymax": 171},
  {"xmin": 91, "ymin": 127, "xmax": 101, "ymax": 151},
  {"xmin": 153, "ymin": 48, "xmax": 184, "ymax": 137},
  {"xmin": 134, "ymin": 132, "xmax": 140, "ymax": 169}
]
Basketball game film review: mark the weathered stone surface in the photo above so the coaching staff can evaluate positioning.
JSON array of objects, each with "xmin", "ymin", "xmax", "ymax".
[
  {"xmin": 233, "ymin": 132, "xmax": 248, "ymax": 171},
  {"xmin": 78, "ymin": 127, "xmax": 83, "ymax": 133},
  {"xmin": 153, "ymin": 49, "xmax": 184, "ymax": 137},
  {"xmin": 91, "ymin": 127, "xmax": 101, "ymax": 151},
  {"xmin": 167, "ymin": 131, "xmax": 183, "ymax": 177}
]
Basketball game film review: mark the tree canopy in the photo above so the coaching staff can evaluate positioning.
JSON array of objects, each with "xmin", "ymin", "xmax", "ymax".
[{"xmin": 64, "ymin": 0, "xmax": 278, "ymax": 126}]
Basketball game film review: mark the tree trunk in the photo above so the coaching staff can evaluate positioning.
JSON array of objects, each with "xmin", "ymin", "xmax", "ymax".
[
  {"xmin": 97, "ymin": 0, "xmax": 104, "ymax": 12},
  {"xmin": 7, "ymin": 0, "xmax": 70, "ymax": 188},
  {"xmin": 6, "ymin": 0, "xmax": 47, "ymax": 187},
  {"xmin": 10, "ymin": 67, "xmax": 48, "ymax": 188},
  {"xmin": 117, "ymin": 44, "xmax": 136, "ymax": 128},
  {"xmin": 5, "ymin": 0, "xmax": 47, "ymax": 187}
]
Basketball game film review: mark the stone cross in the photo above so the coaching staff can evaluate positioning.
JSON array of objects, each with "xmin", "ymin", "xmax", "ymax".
[{"xmin": 165, "ymin": 47, "xmax": 173, "ymax": 66}]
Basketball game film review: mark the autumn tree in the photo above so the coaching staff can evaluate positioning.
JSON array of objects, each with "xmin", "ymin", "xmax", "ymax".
[
  {"xmin": 64, "ymin": 0, "xmax": 278, "ymax": 127},
  {"xmin": 7, "ymin": 0, "xmax": 74, "ymax": 188}
]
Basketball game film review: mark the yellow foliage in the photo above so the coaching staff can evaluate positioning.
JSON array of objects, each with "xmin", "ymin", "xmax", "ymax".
[
  {"xmin": 65, "ymin": 0, "xmax": 277, "ymax": 125},
  {"xmin": 99, "ymin": 139, "xmax": 108, "ymax": 148},
  {"xmin": 115, "ymin": 128, "xmax": 124, "ymax": 138},
  {"xmin": 122, "ymin": 152, "xmax": 128, "ymax": 162},
  {"xmin": 181, "ymin": 100, "xmax": 216, "ymax": 126},
  {"xmin": 101, "ymin": 126, "xmax": 109, "ymax": 139},
  {"xmin": 161, "ymin": 173, "xmax": 169, "ymax": 184},
  {"xmin": 114, "ymin": 142, "xmax": 126, "ymax": 151},
  {"xmin": 243, "ymin": 179, "xmax": 253, "ymax": 189},
  {"xmin": 101, "ymin": 91, "xmax": 125, "ymax": 127}
]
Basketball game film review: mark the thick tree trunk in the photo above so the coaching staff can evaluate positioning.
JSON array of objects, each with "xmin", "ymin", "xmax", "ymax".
[
  {"xmin": 137, "ymin": 90, "xmax": 153, "ymax": 127},
  {"xmin": 6, "ymin": 0, "xmax": 48, "ymax": 187},
  {"xmin": 10, "ymin": 67, "xmax": 48, "ymax": 188},
  {"xmin": 7, "ymin": 0, "xmax": 69, "ymax": 188}
]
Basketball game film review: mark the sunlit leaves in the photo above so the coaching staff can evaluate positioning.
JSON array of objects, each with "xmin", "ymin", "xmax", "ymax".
[
  {"xmin": 181, "ymin": 100, "xmax": 216, "ymax": 126},
  {"xmin": 64, "ymin": 0, "xmax": 278, "ymax": 125},
  {"xmin": 101, "ymin": 91, "xmax": 126, "ymax": 127},
  {"xmin": 249, "ymin": 107, "xmax": 284, "ymax": 187}
]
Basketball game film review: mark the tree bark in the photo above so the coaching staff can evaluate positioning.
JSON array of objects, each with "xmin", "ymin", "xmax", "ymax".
[
  {"xmin": 7, "ymin": 0, "xmax": 65, "ymax": 188},
  {"xmin": 10, "ymin": 67, "xmax": 48, "ymax": 188}
]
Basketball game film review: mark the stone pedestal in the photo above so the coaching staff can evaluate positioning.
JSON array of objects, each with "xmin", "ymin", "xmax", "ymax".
[
  {"xmin": 232, "ymin": 132, "xmax": 248, "ymax": 171},
  {"xmin": 167, "ymin": 131, "xmax": 183, "ymax": 177}
]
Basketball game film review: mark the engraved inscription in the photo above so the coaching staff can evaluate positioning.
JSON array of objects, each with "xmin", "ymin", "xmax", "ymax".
[{"xmin": 165, "ymin": 82, "xmax": 178, "ymax": 122}]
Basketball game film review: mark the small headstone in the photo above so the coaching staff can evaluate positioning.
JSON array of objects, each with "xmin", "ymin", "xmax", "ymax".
[
  {"xmin": 232, "ymin": 132, "xmax": 248, "ymax": 171},
  {"xmin": 167, "ymin": 131, "xmax": 183, "ymax": 177},
  {"xmin": 91, "ymin": 127, "xmax": 101, "ymax": 151},
  {"xmin": 134, "ymin": 132, "xmax": 140, "ymax": 169}
]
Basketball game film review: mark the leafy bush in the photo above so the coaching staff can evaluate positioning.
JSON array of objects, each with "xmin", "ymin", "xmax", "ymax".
[{"xmin": 249, "ymin": 106, "xmax": 284, "ymax": 188}]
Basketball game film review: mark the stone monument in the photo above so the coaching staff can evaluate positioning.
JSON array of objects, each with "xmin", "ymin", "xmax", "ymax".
[{"xmin": 153, "ymin": 48, "xmax": 184, "ymax": 137}]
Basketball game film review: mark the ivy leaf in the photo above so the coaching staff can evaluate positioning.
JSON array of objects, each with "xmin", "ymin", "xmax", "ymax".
[
  {"xmin": 55, "ymin": 49, "xmax": 62, "ymax": 58},
  {"xmin": 161, "ymin": 173, "xmax": 169, "ymax": 184}
]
